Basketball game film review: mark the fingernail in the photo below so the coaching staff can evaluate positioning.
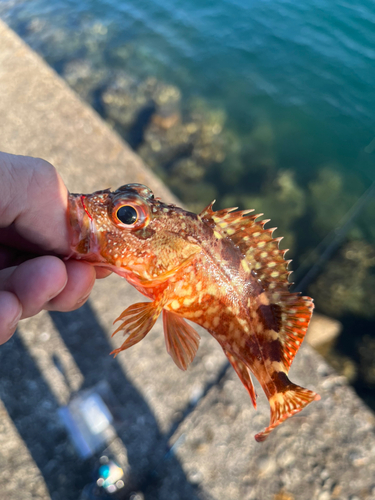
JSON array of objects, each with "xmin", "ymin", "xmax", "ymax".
[
  {"xmin": 77, "ymin": 291, "xmax": 91, "ymax": 306},
  {"xmin": 48, "ymin": 283, "xmax": 68, "ymax": 302},
  {"xmin": 8, "ymin": 308, "xmax": 22, "ymax": 334}
]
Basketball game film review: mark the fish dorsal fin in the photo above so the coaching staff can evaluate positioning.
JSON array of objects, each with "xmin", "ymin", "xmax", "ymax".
[
  {"xmin": 200, "ymin": 201, "xmax": 290, "ymax": 288},
  {"xmin": 200, "ymin": 202, "xmax": 314, "ymax": 370}
]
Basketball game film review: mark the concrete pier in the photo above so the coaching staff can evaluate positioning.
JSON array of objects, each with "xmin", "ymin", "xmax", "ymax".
[{"xmin": 1, "ymin": 19, "xmax": 374, "ymax": 500}]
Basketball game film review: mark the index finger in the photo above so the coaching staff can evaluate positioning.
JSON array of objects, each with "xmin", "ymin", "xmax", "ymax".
[{"xmin": 0, "ymin": 152, "xmax": 70, "ymax": 256}]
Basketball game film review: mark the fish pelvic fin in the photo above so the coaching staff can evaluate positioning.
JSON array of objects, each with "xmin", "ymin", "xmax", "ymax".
[
  {"xmin": 110, "ymin": 301, "xmax": 163, "ymax": 357},
  {"xmin": 255, "ymin": 375, "xmax": 320, "ymax": 442},
  {"xmin": 163, "ymin": 310, "xmax": 200, "ymax": 370}
]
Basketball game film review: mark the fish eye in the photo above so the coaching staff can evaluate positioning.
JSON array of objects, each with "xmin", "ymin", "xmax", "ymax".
[
  {"xmin": 116, "ymin": 205, "xmax": 138, "ymax": 225},
  {"xmin": 110, "ymin": 196, "xmax": 150, "ymax": 229}
]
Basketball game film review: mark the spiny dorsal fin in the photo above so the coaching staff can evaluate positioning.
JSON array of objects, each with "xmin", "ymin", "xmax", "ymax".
[
  {"xmin": 200, "ymin": 201, "xmax": 289, "ymax": 290},
  {"xmin": 200, "ymin": 202, "xmax": 314, "ymax": 370}
]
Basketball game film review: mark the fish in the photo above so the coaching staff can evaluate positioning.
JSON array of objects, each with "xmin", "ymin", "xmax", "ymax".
[{"xmin": 68, "ymin": 183, "xmax": 320, "ymax": 441}]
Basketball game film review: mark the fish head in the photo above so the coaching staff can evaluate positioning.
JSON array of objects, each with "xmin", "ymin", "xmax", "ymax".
[{"xmin": 68, "ymin": 183, "xmax": 201, "ymax": 282}]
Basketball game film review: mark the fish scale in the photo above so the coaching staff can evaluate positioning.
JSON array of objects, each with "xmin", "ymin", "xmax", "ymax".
[{"xmin": 68, "ymin": 183, "xmax": 320, "ymax": 442}]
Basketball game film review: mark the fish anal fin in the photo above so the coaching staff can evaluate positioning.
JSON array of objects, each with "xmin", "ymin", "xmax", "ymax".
[
  {"xmin": 255, "ymin": 374, "xmax": 320, "ymax": 442},
  {"xmin": 163, "ymin": 310, "xmax": 200, "ymax": 371},
  {"xmin": 110, "ymin": 301, "xmax": 161, "ymax": 357},
  {"xmin": 224, "ymin": 349, "xmax": 257, "ymax": 408}
]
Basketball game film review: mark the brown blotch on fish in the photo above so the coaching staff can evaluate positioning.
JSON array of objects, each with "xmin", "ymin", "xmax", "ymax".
[
  {"xmin": 219, "ymin": 239, "xmax": 242, "ymax": 269},
  {"xmin": 262, "ymin": 338, "xmax": 283, "ymax": 362},
  {"xmin": 272, "ymin": 371, "xmax": 292, "ymax": 392},
  {"xmin": 257, "ymin": 303, "xmax": 282, "ymax": 332},
  {"xmin": 137, "ymin": 226, "xmax": 156, "ymax": 240}
]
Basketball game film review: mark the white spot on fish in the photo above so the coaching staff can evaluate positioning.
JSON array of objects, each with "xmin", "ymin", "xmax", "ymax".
[
  {"xmin": 258, "ymin": 292, "xmax": 269, "ymax": 306},
  {"xmin": 183, "ymin": 297, "xmax": 195, "ymax": 307},
  {"xmin": 256, "ymin": 323, "xmax": 264, "ymax": 334},
  {"xmin": 241, "ymin": 259, "xmax": 250, "ymax": 273},
  {"xmin": 207, "ymin": 305, "xmax": 220, "ymax": 315}
]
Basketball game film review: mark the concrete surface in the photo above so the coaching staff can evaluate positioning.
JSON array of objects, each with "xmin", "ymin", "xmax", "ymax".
[{"xmin": 1, "ymin": 18, "xmax": 375, "ymax": 500}]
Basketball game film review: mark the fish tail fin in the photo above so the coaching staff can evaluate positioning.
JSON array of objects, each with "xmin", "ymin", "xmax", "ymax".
[{"xmin": 255, "ymin": 380, "xmax": 320, "ymax": 442}]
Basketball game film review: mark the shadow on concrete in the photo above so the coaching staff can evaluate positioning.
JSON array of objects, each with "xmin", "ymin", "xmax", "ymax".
[
  {"xmin": 0, "ymin": 302, "xmax": 204, "ymax": 500},
  {"xmin": 0, "ymin": 332, "xmax": 89, "ymax": 497}
]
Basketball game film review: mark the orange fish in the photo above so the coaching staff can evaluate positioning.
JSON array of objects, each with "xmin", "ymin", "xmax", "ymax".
[{"xmin": 68, "ymin": 183, "xmax": 320, "ymax": 441}]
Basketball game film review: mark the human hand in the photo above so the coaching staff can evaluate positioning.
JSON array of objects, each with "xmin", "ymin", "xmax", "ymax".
[{"xmin": 0, "ymin": 152, "xmax": 110, "ymax": 345}]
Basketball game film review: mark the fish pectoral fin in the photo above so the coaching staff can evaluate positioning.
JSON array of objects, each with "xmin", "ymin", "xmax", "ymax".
[
  {"xmin": 224, "ymin": 349, "xmax": 257, "ymax": 409},
  {"xmin": 136, "ymin": 253, "xmax": 201, "ymax": 287},
  {"xmin": 255, "ymin": 375, "xmax": 320, "ymax": 442},
  {"xmin": 163, "ymin": 310, "xmax": 200, "ymax": 371},
  {"xmin": 110, "ymin": 301, "xmax": 162, "ymax": 357}
]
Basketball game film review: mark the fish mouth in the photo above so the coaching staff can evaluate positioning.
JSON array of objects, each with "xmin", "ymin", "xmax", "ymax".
[{"xmin": 68, "ymin": 193, "xmax": 102, "ymax": 261}]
